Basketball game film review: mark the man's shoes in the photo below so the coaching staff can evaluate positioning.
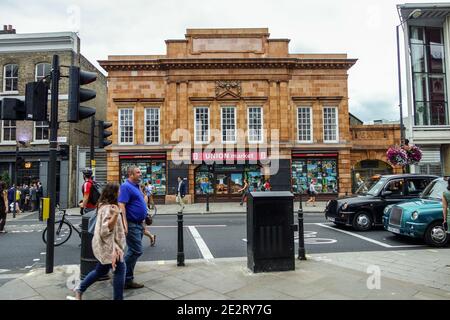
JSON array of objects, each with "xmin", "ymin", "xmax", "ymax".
[{"xmin": 125, "ymin": 281, "xmax": 144, "ymax": 289}]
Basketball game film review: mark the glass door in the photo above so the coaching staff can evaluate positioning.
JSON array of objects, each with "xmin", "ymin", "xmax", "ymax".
[
  {"xmin": 215, "ymin": 173, "xmax": 228, "ymax": 195},
  {"xmin": 230, "ymin": 173, "xmax": 243, "ymax": 194}
]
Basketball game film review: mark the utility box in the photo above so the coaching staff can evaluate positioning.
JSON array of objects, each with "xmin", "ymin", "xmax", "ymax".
[{"xmin": 247, "ymin": 191, "xmax": 295, "ymax": 273}]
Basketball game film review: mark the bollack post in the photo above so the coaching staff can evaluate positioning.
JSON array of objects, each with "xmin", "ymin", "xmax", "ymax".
[
  {"xmin": 177, "ymin": 211, "xmax": 185, "ymax": 266},
  {"xmin": 298, "ymin": 192, "xmax": 306, "ymax": 260}
]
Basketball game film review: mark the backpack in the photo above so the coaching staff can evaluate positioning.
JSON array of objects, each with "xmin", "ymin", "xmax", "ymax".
[{"xmin": 83, "ymin": 180, "xmax": 101, "ymax": 205}]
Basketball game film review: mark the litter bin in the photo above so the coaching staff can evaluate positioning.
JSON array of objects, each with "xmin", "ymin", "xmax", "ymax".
[
  {"xmin": 247, "ymin": 191, "xmax": 296, "ymax": 273},
  {"xmin": 80, "ymin": 210, "xmax": 108, "ymax": 280}
]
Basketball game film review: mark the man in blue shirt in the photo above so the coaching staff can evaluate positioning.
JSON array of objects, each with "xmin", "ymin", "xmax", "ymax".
[{"xmin": 118, "ymin": 165, "xmax": 147, "ymax": 289}]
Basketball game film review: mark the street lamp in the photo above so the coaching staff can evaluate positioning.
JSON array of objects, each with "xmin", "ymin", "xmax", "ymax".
[
  {"xmin": 396, "ymin": 8, "xmax": 422, "ymax": 146},
  {"xmin": 13, "ymin": 140, "xmax": 28, "ymax": 218}
]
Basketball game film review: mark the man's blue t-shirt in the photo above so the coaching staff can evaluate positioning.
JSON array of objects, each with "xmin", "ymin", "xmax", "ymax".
[{"xmin": 118, "ymin": 180, "xmax": 147, "ymax": 223}]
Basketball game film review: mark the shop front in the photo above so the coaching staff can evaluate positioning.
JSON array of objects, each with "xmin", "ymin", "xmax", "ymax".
[
  {"xmin": 119, "ymin": 153, "xmax": 167, "ymax": 204},
  {"xmin": 291, "ymin": 152, "xmax": 339, "ymax": 199},
  {"xmin": 193, "ymin": 151, "xmax": 267, "ymax": 202}
]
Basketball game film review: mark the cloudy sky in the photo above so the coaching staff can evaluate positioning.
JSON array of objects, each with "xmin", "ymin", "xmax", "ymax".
[{"xmin": 1, "ymin": 0, "xmax": 447, "ymax": 122}]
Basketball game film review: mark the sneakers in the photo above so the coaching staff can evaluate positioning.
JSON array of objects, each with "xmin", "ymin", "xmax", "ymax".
[{"xmin": 124, "ymin": 281, "xmax": 144, "ymax": 289}]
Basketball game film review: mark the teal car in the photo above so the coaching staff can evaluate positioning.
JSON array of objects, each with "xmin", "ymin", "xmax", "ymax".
[{"xmin": 383, "ymin": 178, "xmax": 449, "ymax": 247}]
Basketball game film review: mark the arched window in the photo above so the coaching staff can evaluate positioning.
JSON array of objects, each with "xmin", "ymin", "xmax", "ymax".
[{"xmin": 3, "ymin": 64, "xmax": 18, "ymax": 92}]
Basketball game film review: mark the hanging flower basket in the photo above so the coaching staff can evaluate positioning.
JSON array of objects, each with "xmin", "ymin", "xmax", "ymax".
[
  {"xmin": 386, "ymin": 146, "xmax": 408, "ymax": 166},
  {"xmin": 406, "ymin": 145, "xmax": 422, "ymax": 165}
]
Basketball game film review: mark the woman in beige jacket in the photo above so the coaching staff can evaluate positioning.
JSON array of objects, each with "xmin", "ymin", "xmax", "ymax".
[{"xmin": 74, "ymin": 183, "xmax": 127, "ymax": 300}]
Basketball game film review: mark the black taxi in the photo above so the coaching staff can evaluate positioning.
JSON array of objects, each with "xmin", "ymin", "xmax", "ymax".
[{"xmin": 324, "ymin": 174, "xmax": 437, "ymax": 231}]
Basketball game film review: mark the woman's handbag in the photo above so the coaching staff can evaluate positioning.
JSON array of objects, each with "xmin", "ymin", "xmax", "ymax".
[
  {"xmin": 87, "ymin": 210, "xmax": 97, "ymax": 235},
  {"xmin": 145, "ymin": 207, "xmax": 153, "ymax": 226}
]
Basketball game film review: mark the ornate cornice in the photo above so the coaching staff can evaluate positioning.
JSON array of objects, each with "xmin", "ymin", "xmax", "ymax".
[{"xmin": 99, "ymin": 58, "xmax": 357, "ymax": 72}]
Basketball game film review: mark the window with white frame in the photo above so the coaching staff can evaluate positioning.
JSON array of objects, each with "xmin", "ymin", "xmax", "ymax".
[
  {"xmin": 2, "ymin": 120, "xmax": 16, "ymax": 142},
  {"xmin": 35, "ymin": 63, "xmax": 51, "ymax": 82},
  {"xmin": 34, "ymin": 121, "xmax": 49, "ymax": 141},
  {"xmin": 297, "ymin": 107, "xmax": 312, "ymax": 142},
  {"xmin": 323, "ymin": 107, "xmax": 338, "ymax": 142},
  {"xmin": 145, "ymin": 108, "xmax": 160, "ymax": 144},
  {"xmin": 248, "ymin": 106, "xmax": 263, "ymax": 143},
  {"xmin": 119, "ymin": 108, "xmax": 134, "ymax": 144},
  {"xmin": 221, "ymin": 106, "xmax": 236, "ymax": 143},
  {"xmin": 194, "ymin": 107, "xmax": 209, "ymax": 143},
  {"xmin": 3, "ymin": 64, "xmax": 18, "ymax": 92}
]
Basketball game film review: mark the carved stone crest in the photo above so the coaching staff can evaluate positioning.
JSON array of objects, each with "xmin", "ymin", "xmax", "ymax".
[{"xmin": 215, "ymin": 80, "xmax": 241, "ymax": 99}]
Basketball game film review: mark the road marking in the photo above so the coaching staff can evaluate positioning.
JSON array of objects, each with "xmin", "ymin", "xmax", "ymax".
[
  {"xmin": 317, "ymin": 223, "xmax": 424, "ymax": 248},
  {"xmin": 188, "ymin": 226, "xmax": 214, "ymax": 260},
  {"xmin": 0, "ymin": 273, "xmax": 23, "ymax": 280},
  {"xmin": 0, "ymin": 269, "xmax": 11, "ymax": 273},
  {"xmin": 148, "ymin": 225, "xmax": 227, "ymax": 228},
  {"xmin": 33, "ymin": 259, "xmax": 40, "ymax": 262},
  {"xmin": 40, "ymin": 252, "xmax": 46, "ymax": 255}
]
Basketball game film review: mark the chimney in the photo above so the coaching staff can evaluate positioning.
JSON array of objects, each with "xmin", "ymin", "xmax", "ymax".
[{"xmin": 0, "ymin": 24, "xmax": 16, "ymax": 34}]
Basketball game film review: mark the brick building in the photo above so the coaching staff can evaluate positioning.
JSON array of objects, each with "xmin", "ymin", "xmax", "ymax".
[
  {"xmin": 0, "ymin": 26, "xmax": 107, "ymax": 208},
  {"xmin": 99, "ymin": 28, "xmax": 400, "ymax": 202}
]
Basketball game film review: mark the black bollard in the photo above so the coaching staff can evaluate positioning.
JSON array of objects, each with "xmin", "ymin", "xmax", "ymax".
[
  {"xmin": 177, "ymin": 211, "xmax": 185, "ymax": 266},
  {"xmin": 298, "ymin": 194, "xmax": 307, "ymax": 261},
  {"xmin": 206, "ymin": 192, "xmax": 209, "ymax": 212}
]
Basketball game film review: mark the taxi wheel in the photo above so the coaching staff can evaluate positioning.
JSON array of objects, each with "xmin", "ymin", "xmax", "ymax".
[
  {"xmin": 352, "ymin": 212, "xmax": 373, "ymax": 231},
  {"xmin": 425, "ymin": 221, "xmax": 449, "ymax": 247}
]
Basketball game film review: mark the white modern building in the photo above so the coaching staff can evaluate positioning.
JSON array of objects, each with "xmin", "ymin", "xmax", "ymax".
[{"xmin": 399, "ymin": 3, "xmax": 450, "ymax": 176}]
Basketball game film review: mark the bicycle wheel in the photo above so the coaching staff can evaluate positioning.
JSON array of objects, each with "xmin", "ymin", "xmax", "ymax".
[{"xmin": 42, "ymin": 220, "xmax": 73, "ymax": 246}]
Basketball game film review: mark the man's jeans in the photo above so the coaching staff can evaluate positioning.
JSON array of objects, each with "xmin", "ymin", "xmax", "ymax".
[
  {"xmin": 125, "ymin": 221, "xmax": 144, "ymax": 283},
  {"xmin": 77, "ymin": 261, "xmax": 126, "ymax": 300}
]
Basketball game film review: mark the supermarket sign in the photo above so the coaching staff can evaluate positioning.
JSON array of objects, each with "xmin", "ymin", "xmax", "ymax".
[{"xmin": 192, "ymin": 151, "xmax": 268, "ymax": 162}]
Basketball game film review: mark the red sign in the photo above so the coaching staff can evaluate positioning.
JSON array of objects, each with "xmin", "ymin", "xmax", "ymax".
[
  {"xmin": 120, "ymin": 154, "xmax": 166, "ymax": 160},
  {"xmin": 292, "ymin": 153, "xmax": 338, "ymax": 158},
  {"xmin": 192, "ymin": 151, "xmax": 267, "ymax": 162}
]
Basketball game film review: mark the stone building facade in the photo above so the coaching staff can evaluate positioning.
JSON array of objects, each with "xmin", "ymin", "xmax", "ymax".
[
  {"xmin": 99, "ymin": 28, "xmax": 399, "ymax": 202},
  {"xmin": 0, "ymin": 29, "xmax": 107, "ymax": 208}
]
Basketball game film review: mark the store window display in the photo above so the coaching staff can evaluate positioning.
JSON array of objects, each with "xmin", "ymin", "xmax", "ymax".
[
  {"xmin": 120, "ymin": 160, "xmax": 166, "ymax": 195},
  {"xmin": 292, "ymin": 159, "xmax": 338, "ymax": 194}
]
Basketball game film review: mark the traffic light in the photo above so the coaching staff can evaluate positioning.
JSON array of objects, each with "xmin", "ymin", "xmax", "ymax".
[
  {"xmin": 0, "ymin": 98, "xmax": 25, "ymax": 120},
  {"xmin": 25, "ymin": 81, "xmax": 48, "ymax": 121},
  {"xmin": 98, "ymin": 120, "xmax": 112, "ymax": 148},
  {"xmin": 67, "ymin": 66, "xmax": 96, "ymax": 122},
  {"xmin": 16, "ymin": 156, "xmax": 25, "ymax": 169}
]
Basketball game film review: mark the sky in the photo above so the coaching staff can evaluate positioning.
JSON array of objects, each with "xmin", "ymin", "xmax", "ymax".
[{"xmin": 1, "ymin": 0, "xmax": 447, "ymax": 122}]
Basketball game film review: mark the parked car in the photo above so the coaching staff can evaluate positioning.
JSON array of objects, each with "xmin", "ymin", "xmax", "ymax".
[
  {"xmin": 324, "ymin": 174, "xmax": 437, "ymax": 231},
  {"xmin": 383, "ymin": 177, "xmax": 449, "ymax": 247}
]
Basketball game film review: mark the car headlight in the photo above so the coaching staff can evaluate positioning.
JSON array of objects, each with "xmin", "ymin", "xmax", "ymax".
[
  {"xmin": 411, "ymin": 211, "xmax": 419, "ymax": 220},
  {"xmin": 341, "ymin": 202, "xmax": 348, "ymax": 211}
]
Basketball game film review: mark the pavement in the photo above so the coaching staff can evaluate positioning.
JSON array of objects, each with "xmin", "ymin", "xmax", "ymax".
[
  {"xmin": 6, "ymin": 201, "xmax": 449, "ymax": 300},
  {"xmin": 1, "ymin": 249, "xmax": 450, "ymax": 300}
]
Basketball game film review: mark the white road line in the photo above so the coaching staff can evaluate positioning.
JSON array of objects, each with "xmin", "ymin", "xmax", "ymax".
[
  {"xmin": 149, "ymin": 225, "xmax": 227, "ymax": 228},
  {"xmin": 0, "ymin": 269, "xmax": 11, "ymax": 273},
  {"xmin": 188, "ymin": 226, "xmax": 214, "ymax": 260},
  {"xmin": 316, "ymin": 223, "xmax": 424, "ymax": 248},
  {"xmin": 0, "ymin": 273, "xmax": 23, "ymax": 280},
  {"xmin": 33, "ymin": 259, "xmax": 40, "ymax": 262}
]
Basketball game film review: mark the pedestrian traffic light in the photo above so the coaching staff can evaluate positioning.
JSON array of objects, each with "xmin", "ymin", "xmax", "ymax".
[
  {"xmin": 67, "ymin": 66, "xmax": 96, "ymax": 122},
  {"xmin": 16, "ymin": 156, "xmax": 25, "ymax": 168},
  {"xmin": 0, "ymin": 98, "xmax": 25, "ymax": 120},
  {"xmin": 98, "ymin": 120, "xmax": 112, "ymax": 148},
  {"xmin": 25, "ymin": 81, "xmax": 48, "ymax": 121}
]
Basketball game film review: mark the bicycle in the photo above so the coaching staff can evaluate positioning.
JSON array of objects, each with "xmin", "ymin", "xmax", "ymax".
[{"xmin": 42, "ymin": 207, "xmax": 81, "ymax": 246}]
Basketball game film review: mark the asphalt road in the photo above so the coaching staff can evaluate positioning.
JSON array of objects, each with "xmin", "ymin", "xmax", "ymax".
[{"xmin": 0, "ymin": 211, "xmax": 436, "ymax": 279}]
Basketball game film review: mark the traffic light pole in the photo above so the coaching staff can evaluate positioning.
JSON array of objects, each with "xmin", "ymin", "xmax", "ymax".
[
  {"xmin": 46, "ymin": 55, "xmax": 59, "ymax": 274},
  {"xmin": 12, "ymin": 143, "xmax": 18, "ymax": 219},
  {"xmin": 90, "ymin": 116, "xmax": 95, "ymax": 180}
]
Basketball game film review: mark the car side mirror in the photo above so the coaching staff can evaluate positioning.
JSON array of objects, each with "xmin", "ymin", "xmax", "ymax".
[{"xmin": 382, "ymin": 190, "xmax": 393, "ymax": 197}]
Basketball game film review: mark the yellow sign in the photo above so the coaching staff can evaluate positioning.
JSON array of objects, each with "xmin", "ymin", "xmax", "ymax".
[
  {"xmin": 91, "ymin": 160, "xmax": 96, "ymax": 166},
  {"xmin": 24, "ymin": 162, "xmax": 32, "ymax": 169},
  {"xmin": 42, "ymin": 198, "xmax": 50, "ymax": 221}
]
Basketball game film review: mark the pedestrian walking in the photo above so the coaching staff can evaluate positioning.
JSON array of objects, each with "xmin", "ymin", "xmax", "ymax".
[
  {"xmin": 118, "ymin": 166, "xmax": 147, "ymax": 289},
  {"xmin": 176, "ymin": 176, "xmax": 187, "ymax": 212},
  {"xmin": 0, "ymin": 182, "xmax": 9, "ymax": 233},
  {"xmin": 238, "ymin": 179, "xmax": 249, "ymax": 206},
  {"xmin": 306, "ymin": 179, "xmax": 318, "ymax": 207},
  {"xmin": 36, "ymin": 181, "xmax": 43, "ymax": 210},
  {"xmin": 74, "ymin": 182, "xmax": 126, "ymax": 300},
  {"xmin": 442, "ymin": 179, "xmax": 450, "ymax": 232},
  {"xmin": 145, "ymin": 180, "xmax": 155, "ymax": 209},
  {"xmin": 140, "ymin": 184, "xmax": 156, "ymax": 246},
  {"xmin": 80, "ymin": 168, "xmax": 97, "ymax": 215},
  {"xmin": 30, "ymin": 184, "xmax": 37, "ymax": 212}
]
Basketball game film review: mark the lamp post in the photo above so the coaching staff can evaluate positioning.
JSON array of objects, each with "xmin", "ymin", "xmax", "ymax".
[
  {"xmin": 396, "ymin": 8, "xmax": 422, "ymax": 146},
  {"xmin": 12, "ymin": 140, "xmax": 27, "ymax": 219}
]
